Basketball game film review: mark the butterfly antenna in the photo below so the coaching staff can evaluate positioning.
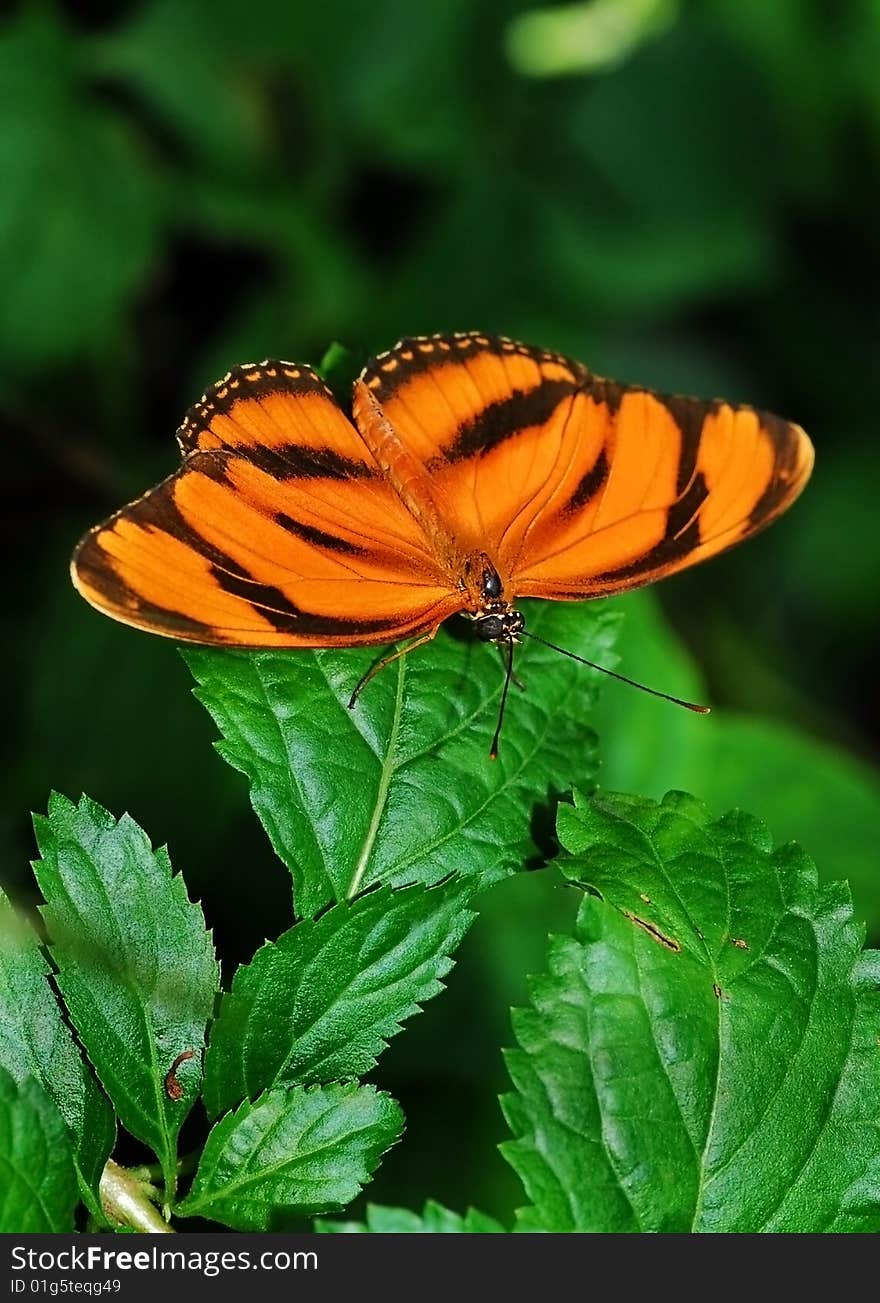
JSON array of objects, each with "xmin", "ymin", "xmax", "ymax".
[
  {"xmin": 521, "ymin": 630, "xmax": 710, "ymax": 714},
  {"xmin": 490, "ymin": 638, "xmax": 517, "ymax": 759}
]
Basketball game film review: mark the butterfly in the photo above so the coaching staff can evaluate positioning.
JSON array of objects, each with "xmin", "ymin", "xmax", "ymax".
[{"xmin": 71, "ymin": 332, "xmax": 813, "ymax": 747}]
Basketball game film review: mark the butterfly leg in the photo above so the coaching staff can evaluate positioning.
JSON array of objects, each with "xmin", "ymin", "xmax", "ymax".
[{"xmin": 348, "ymin": 630, "xmax": 438, "ymax": 708}]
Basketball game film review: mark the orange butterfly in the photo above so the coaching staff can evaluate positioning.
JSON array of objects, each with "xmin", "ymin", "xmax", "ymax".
[{"xmin": 71, "ymin": 332, "xmax": 813, "ymax": 741}]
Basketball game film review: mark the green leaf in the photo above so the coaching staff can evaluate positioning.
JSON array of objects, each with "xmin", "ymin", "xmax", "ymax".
[
  {"xmin": 177, "ymin": 1083, "xmax": 403, "ymax": 1231},
  {"xmin": 596, "ymin": 590, "xmax": 880, "ymax": 932},
  {"xmin": 317, "ymin": 1199, "xmax": 505, "ymax": 1233},
  {"xmin": 31, "ymin": 794, "xmax": 219, "ymax": 1197},
  {"xmin": 506, "ymin": 0, "xmax": 677, "ymax": 78},
  {"xmin": 317, "ymin": 340, "xmax": 367, "ymax": 402},
  {"xmin": 185, "ymin": 600, "xmax": 618, "ymax": 917},
  {"xmin": 0, "ymin": 1067, "xmax": 79, "ymax": 1233},
  {"xmin": 501, "ymin": 790, "xmax": 880, "ymax": 1232},
  {"xmin": 204, "ymin": 877, "xmax": 476, "ymax": 1118},
  {"xmin": 0, "ymin": 892, "xmax": 114, "ymax": 1219}
]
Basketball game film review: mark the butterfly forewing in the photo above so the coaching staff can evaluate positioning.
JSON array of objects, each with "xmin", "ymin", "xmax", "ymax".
[
  {"xmin": 72, "ymin": 362, "xmax": 462, "ymax": 646},
  {"xmin": 511, "ymin": 387, "xmax": 813, "ymax": 597}
]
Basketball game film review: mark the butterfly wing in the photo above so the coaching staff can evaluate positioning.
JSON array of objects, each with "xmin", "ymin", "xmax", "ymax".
[
  {"xmin": 357, "ymin": 333, "xmax": 813, "ymax": 599},
  {"xmin": 72, "ymin": 362, "xmax": 461, "ymax": 646}
]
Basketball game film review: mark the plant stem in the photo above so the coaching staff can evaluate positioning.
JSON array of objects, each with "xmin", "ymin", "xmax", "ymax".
[
  {"xmin": 128, "ymin": 1149, "xmax": 198, "ymax": 1184},
  {"xmin": 99, "ymin": 1160, "xmax": 175, "ymax": 1234}
]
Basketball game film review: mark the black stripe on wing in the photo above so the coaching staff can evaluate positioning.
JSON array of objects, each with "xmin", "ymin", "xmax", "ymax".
[
  {"xmin": 361, "ymin": 332, "xmax": 585, "ymax": 402},
  {"xmin": 430, "ymin": 378, "xmax": 578, "ymax": 467}
]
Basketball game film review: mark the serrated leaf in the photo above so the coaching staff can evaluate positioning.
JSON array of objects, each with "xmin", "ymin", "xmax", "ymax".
[
  {"xmin": 595, "ymin": 590, "xmax": 880, "ymax": 932},
  {"xmin": 31, "ymin": 794, "xmax": 219, "ymax": 1196},
  {"xmin": 0, "ymin": 892, "xmax": 114, "ymax": 1218},
  {"xmin": 177, "ymin": 1083, "xmax": 403, "ymax": 1231},
  {"xmin": 316, "ymin": 1199, "xmax": 505, "ymax": 1233},
  {"xmin": 185, "ymin": 600, "xmax": 618, "ymax": 916},
  {"xmin": 0, "ymin": 1067, "xmax": 79, "ymax": 1232},
  {"xmin": 501, "ymin": 790, "xmax": 880, "ymax": 1232},
  {"xmin": 204, "ymin": 877, "xmax": 476, "ymax": 1118}
]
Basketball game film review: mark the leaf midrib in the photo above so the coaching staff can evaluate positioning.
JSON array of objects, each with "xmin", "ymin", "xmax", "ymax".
[
  {"xmin": 183, "ymin": 1104, "xmax": 383, "ymax": 1210},
  {"xmin": 49, "ymin": 830, "xmax": 179, "ymax": 1193},
  {"xmin": 257, "ymin": 901, "xmax": 453, "ymax": 1089},
  {"xmin": 347, "ymin": 659, "xmax": 406, "ymax": 899},
  {"xmin": 692, "ymin": 891, "xmax": 825, "ymax": 1227}
]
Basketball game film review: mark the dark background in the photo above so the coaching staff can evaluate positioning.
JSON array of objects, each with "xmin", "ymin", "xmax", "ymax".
[{"xmin": 2, "ymin": 0, "xmax": 878, "ymax": 1220}]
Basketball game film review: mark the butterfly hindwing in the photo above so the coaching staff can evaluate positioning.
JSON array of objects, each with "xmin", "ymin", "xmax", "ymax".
[{"xmin": 72, "ymin": 362, "xmax": 461, "ymax": 646}]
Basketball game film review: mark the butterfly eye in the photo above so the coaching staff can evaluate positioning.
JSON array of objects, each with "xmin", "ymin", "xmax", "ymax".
[{"xmin": 481, "ymin": 566, "xmax": 502, "ymax": 599}]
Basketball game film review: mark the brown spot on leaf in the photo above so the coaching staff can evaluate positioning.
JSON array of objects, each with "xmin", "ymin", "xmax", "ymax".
[
  {"xmin": 165, "ymin": 1049, "xmax": 197, "ymax": 1101},
  {"xmin": 622, "ymin": 911, "xmax": 681, "ymax": 952}
]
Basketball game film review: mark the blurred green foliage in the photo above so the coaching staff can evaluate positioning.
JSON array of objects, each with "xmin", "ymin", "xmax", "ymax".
[{"xmin": 2, "ymin": 0, "xmax": 878, "ymax": 1224}]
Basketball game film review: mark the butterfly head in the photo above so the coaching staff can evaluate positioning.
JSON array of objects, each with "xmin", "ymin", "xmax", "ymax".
[{"xmin": 473, "ymin": 608, "xmax": 525, "ymax": 644}]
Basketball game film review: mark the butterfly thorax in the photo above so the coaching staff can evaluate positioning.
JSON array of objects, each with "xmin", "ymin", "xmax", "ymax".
[{"xmin": 461, "ymin": 552, "xmax": 524, "ymax": 644}]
